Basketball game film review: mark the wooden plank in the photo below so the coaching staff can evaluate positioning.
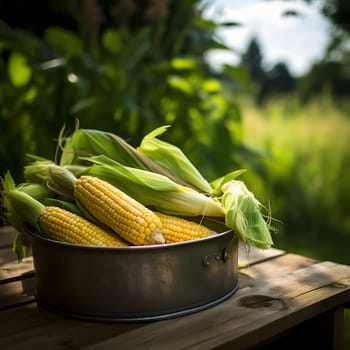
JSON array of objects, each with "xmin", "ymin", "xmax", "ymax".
[
  {"xmin": 78, "ymin": 261, "xmax": 350, "ymax": 350},
  {"xmin": 225, "ymin": 279, "xmax": 350, "ymax": 350},
  {"xmin": 0, "ymin": 303, "xmax": 141, "ymax": 350},
  {"xmin": 238, "ymin": 253, "xmax": 317, "ymax": 290},
  {"xmin": 0, "ymin": 226, "xmax": 17, "ymax": 248},
  {"xmin": 328, "ymin": 306, "xmax": 344, "ymax": 350},
  {"xmin": 0, "ymin": 226, "xmax": 32, "ymax": 266},
  {"xmin": 246, "ymin": 306, "xmax": 344, "ymax": 350},
  {"xmin": 241, "ymin": 261, "xmax": 350, "ymax": 300},
  {"xmin": 0, "ymin": 247, "xmax": 18, "ymax": 266},
  {"xmin": 0, "ymin": 226, "xmax": 21, "ymax": 265},
  {"xmin": 240, "ymin": 253, "xmax": 316, "ymax": 280},
  {"xmin": 0, "ymin": 256, "xmax": 35, "ymax": 309},
  {"xmin": 0, "ymin": 303, "xmax": 76, "ymax": 338},
  {"xmin": 238, "ymin": 243, "xmax": 285, "ymax": 266},
  {"xmin": 0, "ymin": 257, "xmax": 34, "ymax": 282},
  {"xmin": 0, "ymin": 276, "xmax": 35, "ymax": 310}
]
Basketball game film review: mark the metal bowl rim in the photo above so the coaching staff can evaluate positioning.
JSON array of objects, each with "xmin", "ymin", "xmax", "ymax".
[{"xmin": 30, "ymin": 228, "xmax": 234, "ymax": 251}]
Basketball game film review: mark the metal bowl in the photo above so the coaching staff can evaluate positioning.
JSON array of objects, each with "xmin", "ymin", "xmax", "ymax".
[{"xmin": 31, "ymin": 222, "xmax": 238, "ymax": 322}]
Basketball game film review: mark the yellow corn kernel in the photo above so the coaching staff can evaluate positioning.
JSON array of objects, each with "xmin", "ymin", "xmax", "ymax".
[
  {"xmin": 154, "ymin": 212, "xmax": 216, "ymax": 244},
  {"xmin": 74, "ymin": 176, "xmax": 165, "ymax": 245},
  {"xmin": 39, "ymin": 206, "xmax": 129, "ymax": 247}
]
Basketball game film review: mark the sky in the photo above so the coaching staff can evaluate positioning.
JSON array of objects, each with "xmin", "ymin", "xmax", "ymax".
[{"xmin": 204, "ymin": 0, "xmax": 331, "ymax": 76}]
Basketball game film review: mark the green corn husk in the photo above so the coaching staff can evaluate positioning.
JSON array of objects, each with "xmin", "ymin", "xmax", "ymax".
[
  {"xmin": 41, "ymin": 197, "xmax": 82, "ymax": 216},
  {"xmin": 210, "ymin": 169, "xmax": 247, "ymax": 196},
  {"xmin": 23, "ymin": 153, "xmax": 85, "ymax": 184},
  {"xmin": 137, "ymin": 125, "xmax": 213, "ymax": 194},
  {"xmin": 48, "ymin": 162, "xmax": 225, "ymax": 217},
  {"xmin": 24, "ymin": 159, "xmax": 55, "ymax": 184},
  {"xmin": 24, "ymin": 158, "xmax": 87, "ymax": 186},
  {"xmin": 221, "ymin": 180, "xmax": 273, "ymax": 249},
  {"xmin": 59, "ymin": 127, "xmax": 193, "ymax": 188},
  {"xmin": 16, "ymin": 182, "xmax": 53, "ymax": 200},
  {"xmin": 59, "ymin": 128, "xmax": 147, "ymax": 169},
  {"xmin": 1, "ymin": 173, "xmax": 44, "ymax": 260}
]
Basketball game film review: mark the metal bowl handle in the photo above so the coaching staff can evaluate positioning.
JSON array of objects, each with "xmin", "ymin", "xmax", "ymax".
[
  {"xmin": 223, "ymin": 235, "xmax": 238, "ymax": 262},
  {"xmin": 202, "ymin": 234, "xmax": 237, "ymax": 267}
]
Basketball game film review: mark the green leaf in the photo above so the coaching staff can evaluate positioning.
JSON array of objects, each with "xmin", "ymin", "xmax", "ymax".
[
  {"xmin": 123, "ymin": 29, "xmax": 151, "ymax": 71},
  {"xmin": 202, "ymin": 79, "xmax": 221, "ymax": 93},
  {"xmin": 70, "ymin": 97, "xmax": 98, "ymax": 114},
  {"xmin": 171, "ymin": 58, "xmax": 197, "ymax": 70},
  {"xmin": 219, "ymin": 21, "xmax": 241, "ymax": 27},
  {"xmin": 7, "ymin": 52, "xmax": 32, "ymax": 87},
  {"xmin": 102, "ymin": 30, "xmax": 122, "ymax": 54},
  {"xmin": 210, "ymin": 39, "xmax": 231, "ymax": 51},
  {"xmin": 44, "ymin": 27, "xmax": 83, "ymax": 57},
  {"xmin": 167, "ymin": 75, "xmax": 193, "ymax": 94}
]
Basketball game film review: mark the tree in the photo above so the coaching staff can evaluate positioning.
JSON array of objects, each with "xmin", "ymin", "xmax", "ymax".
[
  {"xmin": 288, "ymin": 0, "xmax": 350, "ymax": 101},
  {"xmin": 240, "ymin": 37, "xmax": 265, "ymax": 83},
  {"xmin": 259, "ymin": 62, "xmax": 296, "ymax": 103},
  {"xmin": 298, "ymin": 60, "xmax": 350, "ymax": 101},
  {"xmin": 240, "ymin": 36, "xmax": 296, "ymax": 103},
  {"xmin": 322, "ymin": 0, "xmax": 350, "ymax": 32}
]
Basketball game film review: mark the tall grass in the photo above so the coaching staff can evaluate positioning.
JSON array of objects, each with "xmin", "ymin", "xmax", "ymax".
[
  {"xmin": 239, "ymin": 95, "xmax": 350, "ymax": 264},
  {"xmin": 238, "ymin": 95, "xmax": 350, "ymax": 346}
]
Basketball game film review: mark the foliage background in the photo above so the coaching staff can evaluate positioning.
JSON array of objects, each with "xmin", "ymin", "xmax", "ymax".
[{"xmin": 0, "ymin": 0, "xmax": 251, "ymax": 185}]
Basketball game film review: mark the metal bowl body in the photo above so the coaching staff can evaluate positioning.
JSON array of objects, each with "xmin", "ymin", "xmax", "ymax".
[{"xmin": 31, "ymin": 227, "xmax": 238, "ymax": 322}]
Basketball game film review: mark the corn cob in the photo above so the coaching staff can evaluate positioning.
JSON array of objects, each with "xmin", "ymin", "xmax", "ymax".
[
  {"xmin": 154, "ymin": 212, "xmax": 215, "ymax": 244},
  {"xmin": 83, "ymin": 160, "xmax": 225, "ymax": 217},
  {"xmin": 74, "ymin": 175, "xmax": 165, "ymax": 245},
  {"xmin": 39, "ymin": 206, "xmax": 129, "ymax": 247},
  {"xmin": 1, "ymin": 173, "xmax": 129, "ymax": 251}
]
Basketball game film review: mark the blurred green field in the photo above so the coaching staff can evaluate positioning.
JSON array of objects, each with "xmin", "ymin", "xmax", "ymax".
[
  {"xmin": 240, "ymin": 95, "xmax": 350, "ymax": 263},
  {"xmin": 239, "ymin": 95, "xmax": 350, "ymax": 345}
]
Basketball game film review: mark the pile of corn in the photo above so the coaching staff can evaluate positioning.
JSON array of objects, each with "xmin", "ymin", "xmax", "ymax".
[{"xmin": 1, "ymin": 125, "xmax": 274, "ymax": 260}]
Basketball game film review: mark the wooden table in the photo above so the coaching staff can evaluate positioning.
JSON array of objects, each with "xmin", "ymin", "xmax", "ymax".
[{"xmin": 1, "ymin": 226, "xmax": 350, "ymax": 350}]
